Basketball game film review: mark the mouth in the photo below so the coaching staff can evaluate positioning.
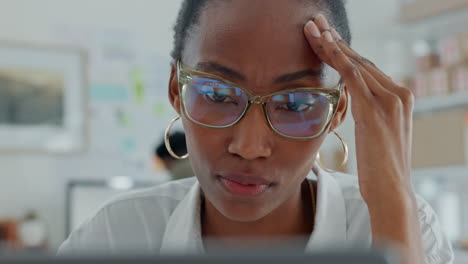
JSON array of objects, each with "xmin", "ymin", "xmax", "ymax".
[{"xmin": 217, "ymin": 174, "xmax": 273, "ymax": 198}]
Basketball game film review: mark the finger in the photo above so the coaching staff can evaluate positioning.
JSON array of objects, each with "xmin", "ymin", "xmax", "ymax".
[
  {"xmin": 330, "ymin": 29, "xmax": 415, "ymax": 113},
  {"xmin": 347, "ymin": 53, "xmax": 412, "ymax": 134},
  {"xmin": 312, "ymin": 15, "xmax": 384, "ymax": 99},
  {"xmin": 304, "ymin": 20, "xmax": 371, "ymax": 101},
  {"xmin": 330, "ymin": 28, "xmax": 410, "ymax": 99},
  {"xmin": 304, "ymin": 24, "xmax": 335, "ymax": 73},
  {"xmin": 347, "ymin": 56, "xmax": 393, "ymax": 99},
  {"xmin": 341, "ymin": 43, "xmax": 396, "ymax": 92},
  {"xmin": 330, "ymin": 28, "xmax": 390, "ymax": 77},
  {"xmin": 325, "ymin": 28, "xmax": 414, "ymax": 141},
  {"xmin": 308, "ymin": 18, "xmax": 391, "ymax": 100},
  {"xmin": 315, "ymin": 14, "xmax": 393, "ymax": 94}
]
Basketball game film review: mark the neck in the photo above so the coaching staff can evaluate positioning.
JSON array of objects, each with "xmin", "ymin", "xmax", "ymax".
[{"xmin": 202, "ymin": 180, "xmax": 314, "ymax": 248}]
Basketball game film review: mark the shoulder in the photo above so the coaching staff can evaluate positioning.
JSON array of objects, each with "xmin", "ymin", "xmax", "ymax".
[
  {"xmin": 327, "ymin": 171, "xmax": 363, "ymax": 200},
  {"xmin": 58, "ymin": 177, "xmax": 198, "ymax": 255},
  {"xmin": 98, "ymin": 177, "xmax": 197, "ymax": 221},
  {"xmin": 105, "ymin": 176, "xmax": 196, "ymax": 207},
  {"xmin": 325, "ymin": 171, "xmax": 372, "ymax": 241},
  {"xmin": 415, "ymin": 194, "xmax": 455, "ymax": 263},
  {"xmin": 328, "ymin": 171, "xmax": 454, "ymax": 264}
]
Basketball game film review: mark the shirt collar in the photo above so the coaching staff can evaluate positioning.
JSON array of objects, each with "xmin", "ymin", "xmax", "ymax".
[
  {"xmin": 160, "ymin": 166, "xmax": 347, "ymax": 254},
  {"xmin": 304, "ymin": 166, "xmax": 347, "ymax": 250},
  {"xmin": 160, "ymin": 180, "xmax": 204, "ymax": 254}
]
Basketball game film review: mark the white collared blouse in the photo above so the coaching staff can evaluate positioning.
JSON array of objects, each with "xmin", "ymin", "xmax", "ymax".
[{"xmin": 58, "ymin": 167, "xmax": 454, "ymax": 263}]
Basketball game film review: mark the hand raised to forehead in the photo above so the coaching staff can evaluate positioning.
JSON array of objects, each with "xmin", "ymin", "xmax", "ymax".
[{"xmin": 304, "ymin": 14, "xmax": 424, "ymax": 264}]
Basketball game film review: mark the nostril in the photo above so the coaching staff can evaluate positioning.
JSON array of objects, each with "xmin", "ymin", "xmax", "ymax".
[
  {"xmin": 228, "ymin": 151, "xmax": 243, "ymax": 160},
  {"xmin": 227, "ymin": 139, "xmax": 272, "ymax": 161}
]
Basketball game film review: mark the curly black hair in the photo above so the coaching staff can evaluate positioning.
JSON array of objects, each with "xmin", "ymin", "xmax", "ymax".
[{"xmin": 170, "ymin": 0, "xmax": 351, "ymax": 62}]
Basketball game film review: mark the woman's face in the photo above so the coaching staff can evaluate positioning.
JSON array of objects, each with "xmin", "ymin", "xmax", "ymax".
[{"xmin": 169, "ymin": 0, "xmax": 348, "ymax": 222}]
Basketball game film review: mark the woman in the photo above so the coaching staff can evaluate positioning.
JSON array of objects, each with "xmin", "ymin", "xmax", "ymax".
[{"xmin": 59, "ymin": 0, "xmax": 454, "ymax": 263}]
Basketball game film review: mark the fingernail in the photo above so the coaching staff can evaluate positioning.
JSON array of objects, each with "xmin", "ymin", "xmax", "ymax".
[
  {"xmin": 331, "ymin": 28, "xmax": 342, "ymax": 40},
  {"xmin": 305, "ymin": 21, "xmax": 321, "ymax": 38},
  {"xmin": 324, "ymin": 31, "xmax": 334, "ymax": 42},
  {"xmin": 315, "ymin": 14, "xmax": 330, "ymax": 30}
]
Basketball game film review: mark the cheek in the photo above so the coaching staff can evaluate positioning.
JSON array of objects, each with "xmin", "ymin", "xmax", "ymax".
[
  {"xmin": 273, "ymin": 137, "xmax": 324, "ymax": 194},
  {"xmin": 276, "ymin": 136, "xmax": 324, "ymax": 170},
  {"xmin": 182, "ymin": 118, "xmax": 226, "ymax": 176}
]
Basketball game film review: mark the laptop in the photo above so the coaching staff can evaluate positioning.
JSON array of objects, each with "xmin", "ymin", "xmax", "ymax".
[{"xmin": 0, "ymin": 249, "xmax": 397, "ymax": 263}]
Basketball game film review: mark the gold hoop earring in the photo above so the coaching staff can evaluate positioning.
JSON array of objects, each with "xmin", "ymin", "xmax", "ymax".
[
  {"xmin": 316, "ymin": 131, "xmax": 348, "ymax": 173},
  {"xmin": 165, "ymin": 116, "xmax": 189, "ymax": 160}
]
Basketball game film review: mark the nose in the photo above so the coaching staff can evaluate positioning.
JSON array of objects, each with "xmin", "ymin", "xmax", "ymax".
[{"xmin": 227, "ymin": 104, "xmax": 273, "ymax": 160}]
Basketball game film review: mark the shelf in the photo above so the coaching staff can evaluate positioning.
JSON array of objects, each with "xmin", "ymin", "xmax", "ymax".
[
  {"xmin": 400, "ymin": 0, "xmax": 468, "ymax": 23},
  {"xmin": 412, "ymin": 166, "xmax": 468, "ymax": 180},
  {"xmin": 413, "ymin": 92, "xmax": 468, "ymax": 115},
  {"xmin": 455, "ymin": 249, "xmax": 468, "ymax": 264}
]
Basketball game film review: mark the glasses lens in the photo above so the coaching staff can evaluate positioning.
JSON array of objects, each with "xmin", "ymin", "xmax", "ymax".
[
  {"xmin": 182, "ymin": 77, "xmax": 248, "ymax": 127},
  {"xmin": 266, "ymin": 92, "xmax": 333, "ymax": 138}
]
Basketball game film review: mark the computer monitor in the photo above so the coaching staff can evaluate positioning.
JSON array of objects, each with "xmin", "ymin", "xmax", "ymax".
[{"xmin": 0, "ymin": 249, "xmax": 396, "ymax": 264}]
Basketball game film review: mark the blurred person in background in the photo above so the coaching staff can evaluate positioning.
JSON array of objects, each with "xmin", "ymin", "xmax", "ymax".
[
  {"xmin": 59, "ymin": 1, "xmax": 454, "ymax": 263},
  {"xmin": 155, "ymin": 131, "xmax": 194, "ymax": 180}
]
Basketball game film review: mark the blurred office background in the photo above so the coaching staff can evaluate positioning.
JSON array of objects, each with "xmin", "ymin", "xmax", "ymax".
[{"xmin": 0, "ymin": 0, "xmax": 467, "ymax": 262}]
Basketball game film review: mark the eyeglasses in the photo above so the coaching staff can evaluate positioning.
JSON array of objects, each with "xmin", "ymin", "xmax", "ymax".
[{"xmin": 177, "ymin": 61, "xmax": 343, "ymax": 140}]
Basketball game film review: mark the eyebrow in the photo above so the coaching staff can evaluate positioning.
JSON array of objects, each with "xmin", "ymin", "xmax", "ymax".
[
  {"xmin": 274, "ymin": 69, "xmax": 322, "ymax": 84},
  {"xmin": 195, "ymin": 61, "xmax": 246, "ymax": 82},
  {"xmin": 194, "ymin": 61, "xmax": 322, "ymax": 85}
]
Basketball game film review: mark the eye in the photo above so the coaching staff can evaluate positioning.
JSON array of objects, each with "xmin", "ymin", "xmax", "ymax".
[
  {"xmin": 193, "ymin": 78, "xmax": 239, "ymax": 105},
  {"xmin": 272, "ymin": 94, "xmax": 317, "ymax": 113},
  {"xmin": 204, "ymin": 93, "xmax": 236, "ymax": 104},
  {"xmin": 277, "ymin": 102, "xmax": 314, "ymax": 112}
]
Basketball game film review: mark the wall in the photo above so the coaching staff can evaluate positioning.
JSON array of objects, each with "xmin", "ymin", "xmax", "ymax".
[{"xmin": 0, "ymin": 0, "xmax": 183, "ymax": 250}]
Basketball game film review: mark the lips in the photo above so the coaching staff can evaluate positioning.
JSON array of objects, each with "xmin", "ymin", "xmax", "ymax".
[{"xmin": 217, "ymin": 174, "xmax": 272, "ymax": 198}]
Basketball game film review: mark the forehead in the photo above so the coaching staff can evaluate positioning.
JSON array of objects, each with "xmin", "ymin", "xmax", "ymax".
[{"xmin": 182, "ymin": 0, "xmax": 325, "ymax": 79}]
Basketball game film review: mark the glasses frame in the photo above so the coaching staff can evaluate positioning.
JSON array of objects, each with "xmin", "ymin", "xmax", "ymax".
[{"xmin": 177, "ymin": 61, "xmax": 343, "ymax": 141}]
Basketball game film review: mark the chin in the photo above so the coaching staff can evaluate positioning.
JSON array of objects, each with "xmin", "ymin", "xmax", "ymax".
[
  {"xmin": 199, "ymin": 174, "xmax": 282, "ymax": 223},
  {"xmin": 214, "ymin": 197, "xmax": 275, "ymax": 223}
]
